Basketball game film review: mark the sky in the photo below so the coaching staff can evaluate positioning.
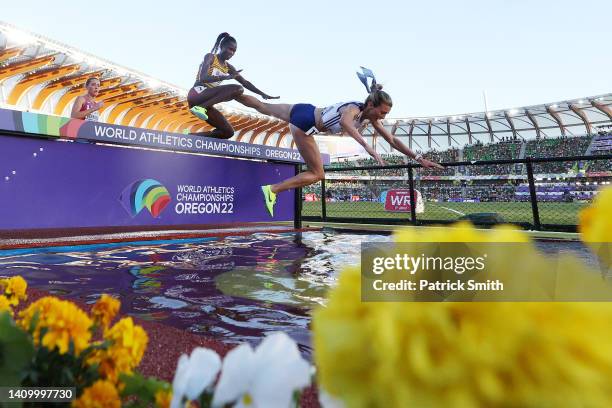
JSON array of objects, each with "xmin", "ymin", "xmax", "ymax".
[{"xmin": 2, "ymin": 0, "xmax": 611, "ymax": 118}]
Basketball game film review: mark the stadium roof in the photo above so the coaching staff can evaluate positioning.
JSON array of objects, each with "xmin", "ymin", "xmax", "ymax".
[
  {"xmin": 1, "ymin": 21, "xmax": 610, "ymax": 153},
  {"xmin": 369, "ymin": 95, "xmax": 612, "ymax": 153}
]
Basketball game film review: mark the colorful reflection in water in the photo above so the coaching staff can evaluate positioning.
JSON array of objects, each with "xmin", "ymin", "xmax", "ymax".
[{"xmin": 0, "ymin": 231, "xmax": 389, "ymax": 356}]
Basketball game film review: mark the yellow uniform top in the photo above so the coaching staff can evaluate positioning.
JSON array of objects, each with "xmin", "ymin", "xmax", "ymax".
[{"xmin": 196, "ymin": 54, "xmax": 229, "ymax": 88}]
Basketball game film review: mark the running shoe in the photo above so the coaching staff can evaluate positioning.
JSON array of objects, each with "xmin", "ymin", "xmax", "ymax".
[
  {"xmin": 190, "ymin": 106, "xmax": 208, "ymax": 121},
  {"xmin": 261, "ymin": 185, "xmax": 277, "ymax": 217}
]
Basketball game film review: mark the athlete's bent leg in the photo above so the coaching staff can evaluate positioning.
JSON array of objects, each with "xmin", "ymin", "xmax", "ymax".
[
  {"xmin": 189, "ymin": 106, "xmax": 234, "ymax": 139},
  {"xmin": 271, "ymin": 125, "xmax": 324, "ymax": 193},
  {"xmin": 260, "ymin": 125, "xmax": 323, "ymax": 216},
  {"xmin": 188, "ymin": 84, "xmax": 244, "ymax": 109}
]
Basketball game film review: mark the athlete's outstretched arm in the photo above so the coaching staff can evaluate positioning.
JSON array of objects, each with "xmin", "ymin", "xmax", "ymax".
[
  {"xmin": 372, "ymin": 121, "xmax": 443, "ymax": 169},
  {"xmin": 339, "ymin": 107, "xmax": 384, "ymax": 165},
  {"xmin": 228, "ymin": 63, "xmax": 279, "ymax": 100}
]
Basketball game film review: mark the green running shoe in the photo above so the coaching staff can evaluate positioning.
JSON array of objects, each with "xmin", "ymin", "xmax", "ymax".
[
  {"xmin": 190, "ymin": 106, "xmax": 208, "ymax": 121},
  {"xmin": 261, "ymin": 185, "xmax": 277, "ymax": 217}
]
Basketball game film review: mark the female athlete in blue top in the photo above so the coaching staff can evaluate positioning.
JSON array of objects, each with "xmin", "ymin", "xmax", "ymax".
[{"xmin": 236, "ymin": 73, "xmax": 443, "ymax": 217}]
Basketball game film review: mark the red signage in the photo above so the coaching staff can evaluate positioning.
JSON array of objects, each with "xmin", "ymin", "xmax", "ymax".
[
  {"xmin": 385, "ymin": 189, "xmax": 420, "ymax": 212},
  {"xmin": 587, "ymin": 172, "xmax": 612, "ymax": 177},
  {"xmin": 305, "ymin": 193, "xmax": 318, "ymax": 202}
]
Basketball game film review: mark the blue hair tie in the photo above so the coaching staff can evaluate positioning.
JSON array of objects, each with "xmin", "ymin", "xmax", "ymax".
[{"xmin": 356, "ymin": 66, "xmax": 376, "ymax": 93}]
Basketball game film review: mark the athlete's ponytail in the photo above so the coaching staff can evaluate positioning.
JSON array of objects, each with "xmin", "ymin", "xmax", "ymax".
[
  {"xmin": 211, "ymin": 32, "xmax": 237, "ymax": 53},
  {"xmin": 365, "ymin": 83, "xmax": 393, "ymax": 107},
  {"xmin": 357, "ymin": 66, "xmax": 392, "ymax": 107}
]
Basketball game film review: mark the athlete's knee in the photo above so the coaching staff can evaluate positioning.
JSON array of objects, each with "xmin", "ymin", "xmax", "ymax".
[
  {"xmin": 219, "ymin": 128, "xmax": 234, "ymax": 139},
  {"xmin": 232, "ymin": 85, "xmax": 244, "ymax": 97},
  {"xmin": 311, "ymin": 169, "xmax": 325, "ymax": 182}
]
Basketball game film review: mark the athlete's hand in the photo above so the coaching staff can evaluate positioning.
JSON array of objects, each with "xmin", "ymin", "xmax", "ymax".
[
  {"xmin": 226, "ymin": 70, "xmax": 243, "ymax": 80},
  {"xmin": 374, "ymin": 153, "xmax": 386, "ymax": 166},
  {"xmin": 94, "ymin": 101, "xmax": 104, "ymax": 110},
  {"xmin": 262, "ymin": 94, "xmax": 280, "ymax": 100},
  {"xmin": 419, "ymin": 157, "xmax": 444, "ymax": 169}
]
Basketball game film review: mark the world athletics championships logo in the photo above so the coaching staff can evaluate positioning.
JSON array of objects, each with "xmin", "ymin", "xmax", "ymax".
[{"xmin": 120, "ymin": 179, "xmax": 171, "ymax": 218}]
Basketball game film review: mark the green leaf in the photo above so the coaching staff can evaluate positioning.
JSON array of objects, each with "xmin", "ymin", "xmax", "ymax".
[
  {"xmin": 28, "ymin": 310, "xmax": 40, "ymax": 334},
  {"xmin": 199, "ymin": 392, "xmax": 214, "ymax": 408},
  {"xmin": 68, "ymin": 338, "xmax": 75, "ymax": 355},
  {"xmin": 120, "ymin": 372, "xmax": 171, "ymax": 405},
  {"xmin": 0, "ymin": 312, "xmax": 34, "ymax": 387}
]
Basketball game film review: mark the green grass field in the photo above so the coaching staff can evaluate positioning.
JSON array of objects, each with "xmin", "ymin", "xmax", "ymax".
[{"xmin": 302, "ymin": 201, "xmax": 587, "ymax": 226}]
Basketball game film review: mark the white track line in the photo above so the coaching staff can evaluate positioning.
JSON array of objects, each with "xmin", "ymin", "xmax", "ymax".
[{"xmin": 434, "ymin": 204, "xmax": 466, "ymax": 216}]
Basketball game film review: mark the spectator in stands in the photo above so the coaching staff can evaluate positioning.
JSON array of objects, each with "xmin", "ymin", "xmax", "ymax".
[
  {"xmin": 421, "ymin": 148, "xmax": 459, "ymax": 176},
  {"xmin": 188, "ymin": 32, "xmax": 279, "ymax": 139},
  {"xmin": 527, "ymin": 136, "xmax": 591, "ymax": 173},
  {"xmin": 70, "ymin": 77, "xmax": 103, "ymax": 121},
  {"xmin": 463, "ymin": 140, "xmax": 521, "ymax": 175},
  {"xmin": 240, "ymin": 79, "xmax": 443, "ymax": 216}
]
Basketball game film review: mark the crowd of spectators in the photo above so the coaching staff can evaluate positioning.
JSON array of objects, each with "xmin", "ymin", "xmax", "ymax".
[
  {"xmin": 588, "ymin": 132, "xmax": 612, "ymax": 172},
  {"xmin": 462, "ymin": 139, "xmax": 522, "ymax": 175},
  {"xmin": 419, "ymin": 182, "xmax": 517, "ymax": 202},
  {"xmin": 420, "ymin": 148, "xmax": 459, "ymax": 176},
  {"xmin": 322, "ymin": 134, "xmax": 609, "ymax": 181},
  {"xmin": 514, "ymin": 182, "xmax": 603, "ymax": 202},
  {"xmin": 526, "ymin": 136, "xmax": 591, "ymax": 173},
  {"xmin": 327, "ymin": 154, "xmax": 408, "ymax": 176},
  {"xmin": 303, "ymin": 181, "xmax": 377, "ymax": 202}
]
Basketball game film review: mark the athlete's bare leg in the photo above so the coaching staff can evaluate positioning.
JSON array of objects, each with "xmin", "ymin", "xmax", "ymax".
[
  {"xmin": 235, "ymin": 94, "xmax": 293, "ymax": 123},
  {"xmin": 270, "ymin": 125, "xmax": 324, "ymax": 194},
  {"xmin": 188, "ymin": 84, "xmax": 244, "ymax": 108},
  {"xmin": 189, "ymin": 106, "xmax": 234, "ymax": 139}
]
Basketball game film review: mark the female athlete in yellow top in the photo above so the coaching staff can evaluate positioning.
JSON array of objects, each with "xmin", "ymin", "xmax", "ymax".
[{"xmin": 187, "ymin": 32, "xmax": 279, "ymax": 139}]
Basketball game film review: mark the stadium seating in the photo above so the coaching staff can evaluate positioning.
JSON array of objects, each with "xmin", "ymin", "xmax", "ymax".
[
  {"xmin": 588, "ymin": 132, "xmax": 612, "ymax": 172},
  {"xmin": 463, "ymin": 140, "xmax": 522, "ymax": 175},
  {"xmin": 526, "ymin": 135, "xmax": 591, "ymax": 173},
  {"xmin": 421, "ymin": 148, "xmax": 459, "ymax": 176}
]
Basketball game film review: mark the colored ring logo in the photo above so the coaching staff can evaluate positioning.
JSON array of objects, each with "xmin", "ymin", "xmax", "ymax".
[{"xmin": 120, "ymin": 179, "xmax": 171, "ymax": 218}]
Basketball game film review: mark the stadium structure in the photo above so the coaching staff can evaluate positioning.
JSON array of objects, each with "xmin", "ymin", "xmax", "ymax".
[
  {"xmin": 1, "ymin": 21, "xmax": 611, "ymax": 229},
  {"xmin": 2, "ymin": 21, "xmax": 611, "ymax": 150}
]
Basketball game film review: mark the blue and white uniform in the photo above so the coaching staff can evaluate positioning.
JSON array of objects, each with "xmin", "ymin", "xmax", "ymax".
[
  {"xmin": 320, "ymin": 101, "xmax": 364, "ymax": 134},
  {"xmin": 288, "ymin": 101, "xmax": 365, "ymax": 135}
]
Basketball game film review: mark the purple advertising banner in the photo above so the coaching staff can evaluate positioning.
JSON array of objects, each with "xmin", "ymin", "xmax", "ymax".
[
  {"xmin": 0, "ymin": 107, "xmax": 331, "ymax": 164},
  {"xmin": 0, "ymin": 133, "xmax": 295, "ymax": 229}
]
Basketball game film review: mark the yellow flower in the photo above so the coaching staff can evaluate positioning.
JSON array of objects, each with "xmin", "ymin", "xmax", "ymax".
[
  {"xmin": 580, "ymin": 186, "xmax": 612, "ymax": 242},
  {"xmin": 0, "ymin": 276, "xmax": 27, "ymax": 306},
  {"xmin": 0, "ymin": 295, "xmax": 12, "ymax": 316},
  {"xmin": 155, "ymin": 389, "xmax": 172, "ymax": 408},
  {"xmin": 71, "ymin": 380, "xmax": 120, "ymax": 408},
  {"xmin": 18, "ymin": 296, "xmax": 92, "ymax": 355},
  {"xmin": 394, "ymin": 221, "xmax": 528, "ymax": 243},
  {"xmin": 88, "ymin": 317, "xmax": 148, "ymax": 383},
  {"xmin": 314, "ymin": 222, "xmax": 612, "ymax": 407},
  {"xmin": 579, "ymin": 186, "xmax": 612, "ymax": 266},
  {"xmin": 91, "ymin": 294, "xmax": 120, "ymax": 328}
]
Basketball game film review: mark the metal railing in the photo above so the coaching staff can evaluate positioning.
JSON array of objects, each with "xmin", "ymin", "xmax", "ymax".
[{"xmin": 300, "ymin": 154, "xmax": 612, "ymax": 232}]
